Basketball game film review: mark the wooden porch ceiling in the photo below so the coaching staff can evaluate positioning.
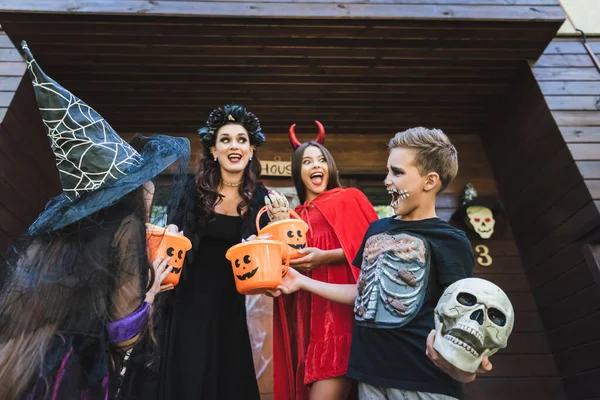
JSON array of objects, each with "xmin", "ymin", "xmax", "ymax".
[{"xmin": 0, "ymin": 1, "xmax": 564, "ymax": 136}]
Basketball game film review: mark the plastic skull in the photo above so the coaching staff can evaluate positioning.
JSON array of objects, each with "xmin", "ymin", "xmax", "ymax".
[
  {"xmin": 466, "ymin": 206, "xmax": 495, "ymax": 239},
  {"xmin": 434, "ymin": 278, "xmax": 514, "ymax": 373}
]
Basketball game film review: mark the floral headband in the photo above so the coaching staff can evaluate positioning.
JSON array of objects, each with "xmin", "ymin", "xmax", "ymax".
[{"xmin": 197, "ymin": 104, "xmax": 266, "ymax": 147}]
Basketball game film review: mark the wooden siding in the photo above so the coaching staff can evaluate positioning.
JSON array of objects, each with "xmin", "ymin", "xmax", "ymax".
[
  {"xmin": 533, "ymin": 38, "xmax": 600, "ymax": 221},
  {"xmin": 480, "ymin": 38, "xmax": 600, "ymax": 399},
  {"xmin": 0, "ymin": 31, "xmax": 60, "ymax": 254},
  {"xmin": 0, "ymin": 0, "xmax": 565, "ymax": 21},
  {"xmin": 0, "ymin": 9, "xmax": 562, "ymax": 138},
  {"xmin": 530, "ymin": 38, "xmax": 600, "ymax": 399}
]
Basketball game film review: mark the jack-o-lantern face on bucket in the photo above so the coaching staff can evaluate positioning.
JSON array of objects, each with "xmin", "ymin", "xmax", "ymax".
[
  {"xmin": 255, "ymin": 206, "xmax": 309, "ymax": 259},
  {"xmin": 226, "ymin": 239, "xmax": 290, "ymax": 295},
  {"xmin": 286, "ymin": 229, "xmax": 306, "ymax": 250},
  {"xmin": 234, "ymin": 254, "xmax": 260, "ymax": 281},
  {"xmin": 166, "ymin": 246, "xmax": 185, "ymax": 274},
  {"xmin": 146, "ymin": 224, "xmax": 193, "ymax": 286}
]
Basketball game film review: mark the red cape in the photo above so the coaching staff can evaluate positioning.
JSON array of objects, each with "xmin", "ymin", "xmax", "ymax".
[{"xmin": 273, "ymin": 187, "xmax": 378, "ymax": 400}]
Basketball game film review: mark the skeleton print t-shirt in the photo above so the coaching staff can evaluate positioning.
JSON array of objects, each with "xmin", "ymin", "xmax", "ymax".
[
  {"xmin": 354, "ymin": 232, "xmax": 431, "ymax": 328},
  {"xmin": 347, "ymin": 217, "xmax": 474, "ymax": 399}
]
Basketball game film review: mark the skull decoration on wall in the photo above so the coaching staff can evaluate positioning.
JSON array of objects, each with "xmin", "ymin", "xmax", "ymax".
[
  {"xmin": 434, "ymin": 278, "xmax": 514, "ymax": 373},
  {"xmin": 451, "ymin": 183, "xmax": 503, "ymax": 240},
  {"xmin": 465, "ymin": 206, "xmax": 495, "ymax": 239}
]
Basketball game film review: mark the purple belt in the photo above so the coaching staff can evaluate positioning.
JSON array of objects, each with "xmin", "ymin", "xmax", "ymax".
[{"xmin": 106, "ymin": 301, "xmax": 149, "ymax": 343}]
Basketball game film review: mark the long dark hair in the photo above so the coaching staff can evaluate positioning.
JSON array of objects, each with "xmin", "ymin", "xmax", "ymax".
[
  {"xmin": 195, "ymin": 123, "xmax": 262, "ymax": 218},
  {"xmin": 291, "ymin": 141, "xmax": 342, "ymax": 204},
  {"xmin": 0, "ymin": 187, "xmax": 150, "ymax": 399}
]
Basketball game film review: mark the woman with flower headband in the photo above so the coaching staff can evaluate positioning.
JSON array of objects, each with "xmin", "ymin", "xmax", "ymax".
[
  {"xmin": 0, "ymin": 42, "xmax": 190, "ymax": 400},
  {"xmin": 266, "ymin": 123, "xmax": 379, "ymax": 400},
  {"xmin": 126, "ymin": 104, "xmax": 289, "ymax": 400}
]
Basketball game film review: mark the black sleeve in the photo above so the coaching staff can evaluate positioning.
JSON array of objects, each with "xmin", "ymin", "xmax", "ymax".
[
  {"xmin": 352, "ymin": 225, "xmax": 372, "ymax": 269},
  {"xmin": 436, "ymin": 233, "xmax": 475, "ymax": 287}
]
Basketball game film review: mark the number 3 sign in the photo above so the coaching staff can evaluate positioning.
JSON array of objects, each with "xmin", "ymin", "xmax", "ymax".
[{"xmin": 474, "ymin": 244, "xmax": 492, "ymax": 267}]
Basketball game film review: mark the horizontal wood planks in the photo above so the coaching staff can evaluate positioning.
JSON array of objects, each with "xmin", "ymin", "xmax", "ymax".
[
  {"xmin": 122, "ymin": 133, "xmax": 501, "ymax": 186},
  {"xmin": 0, "ymin": 11, "xmax": 561, "ymax": 136},
  {"xmin": 0, "ymin": 74, "xmax": 61, "ymax": 252},
  {"xmin": 533, "ymin": 42, "xmax": 600, "ymax": 399},
  {"xmin": 0, "ymin": 31, "xmax": 61, "ymax": 253},
  {"xmin": 0, "ymin": 1, "xmax": 566, "ymax": 21},
  {"xmin": 479, "ymin": 38, "xmax": 600, "ymax": 399},
  {"xmin": 534, "ymin": 38, "xmax": 600, "ymax": 235}
]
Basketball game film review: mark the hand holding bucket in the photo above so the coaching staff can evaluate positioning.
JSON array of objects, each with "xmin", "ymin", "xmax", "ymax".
[
  {"xmin": 256, "ymin": 206, "xmax": 309, "ymax": 259},
  {"xmin": 225, "ymin": 238, "xmax": 290, "ymax": 295},
  {"xmin": 146, "ymin": 223, "xmax": 192, "ymax": 287}
]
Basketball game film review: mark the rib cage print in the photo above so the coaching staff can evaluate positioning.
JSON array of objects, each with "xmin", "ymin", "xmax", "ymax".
[{"xmin": 355, "ymin": 232, "xmax": 430, "ymax": 327}]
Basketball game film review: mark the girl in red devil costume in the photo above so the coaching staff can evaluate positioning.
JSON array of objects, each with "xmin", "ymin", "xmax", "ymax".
[{"xmin": 267, "ymin": 123, "xmax": 378, "ymax": 400}]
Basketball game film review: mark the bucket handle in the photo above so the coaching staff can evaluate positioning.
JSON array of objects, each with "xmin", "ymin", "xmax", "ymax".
[
  {"xmin": 255, "ymin": 205, "xmax": 303, "ymax": 234},
  {"xmin": 281, "ymin": 242, "xmax": 290, "ymax": 278}
]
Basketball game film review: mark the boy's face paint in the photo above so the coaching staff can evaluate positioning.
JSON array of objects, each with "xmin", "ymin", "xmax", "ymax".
[{"xmin": 384, "ymin": 147, "xmax": 427, "ymax": 217}]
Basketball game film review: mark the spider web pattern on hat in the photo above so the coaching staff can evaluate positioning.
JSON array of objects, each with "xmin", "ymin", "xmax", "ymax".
[{"xmin": 22, "ymin": 42, "xmax": 142, "ymax": 201}]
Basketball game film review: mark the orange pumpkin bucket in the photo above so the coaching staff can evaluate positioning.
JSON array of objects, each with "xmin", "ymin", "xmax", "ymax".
[
  {"xmin": 255, "ymin": 206, "xmax": 309, "ymax": 259},
  {"xmin": 146, "ymin": 223, "xmax": 193, "ymax": 287},
  {"xmin": 225, "ymin": 239, "xmax": 290, "ymax": 295}
]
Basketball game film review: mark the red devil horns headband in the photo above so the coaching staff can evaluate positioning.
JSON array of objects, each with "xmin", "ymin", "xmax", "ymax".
[{"xmin": 288, "ymin": 120, "xmax": 326, "ymax": 150}]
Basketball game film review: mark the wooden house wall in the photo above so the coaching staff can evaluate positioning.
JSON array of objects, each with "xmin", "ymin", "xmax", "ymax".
[
  {"xmin": 533, "ymin": 38, "xmax": 600, "ymax": 237},
  {"xmin": 0, "ymin": 0, "xmax": 566, "ymax": 21},
  {"xmin": 0, "ymin": 31, "xmax": 59, "ymax": 255},
  {"xmin": 0, "ymin": 7, "xmax": 562, "ymax": 139},
  {"xmin": 482, "ymin": 38, "xmax": 600, "ymax": 399}
]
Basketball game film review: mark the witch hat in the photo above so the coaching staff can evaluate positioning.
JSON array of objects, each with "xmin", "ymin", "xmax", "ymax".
[
  {"xmin": 22, "ymin": 41, "xmax": 144, "ymax": 200},
  {"xmin": 21, "ymin": 41, "xmax": 190, "ymax": 234}
]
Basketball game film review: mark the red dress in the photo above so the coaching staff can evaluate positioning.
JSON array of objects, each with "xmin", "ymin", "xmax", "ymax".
[{"xmin": 273, "ymin": 188, "xmax": 378, "ymax": 400}]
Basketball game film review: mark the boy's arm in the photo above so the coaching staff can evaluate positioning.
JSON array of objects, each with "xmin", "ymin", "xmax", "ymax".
[
  {"xmin": 271, "ymin": 267, "xmax": 358, "ymax": 306},
  {"xmin": 269, "ymin": 221, "xmax": 372, "ymax": 302},
  {"xmin": 290, "ymin": 248, "xmax": 346, "ymax": 270}
]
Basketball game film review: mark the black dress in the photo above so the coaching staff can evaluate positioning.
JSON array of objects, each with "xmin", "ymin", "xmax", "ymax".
[
  {"xmin": 118, "ymin": 182, "xmax": 269, "ymax": 400},
  {"xmin": 159, "ymin": 213, "xmax": 260, "ymax": 399}
]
